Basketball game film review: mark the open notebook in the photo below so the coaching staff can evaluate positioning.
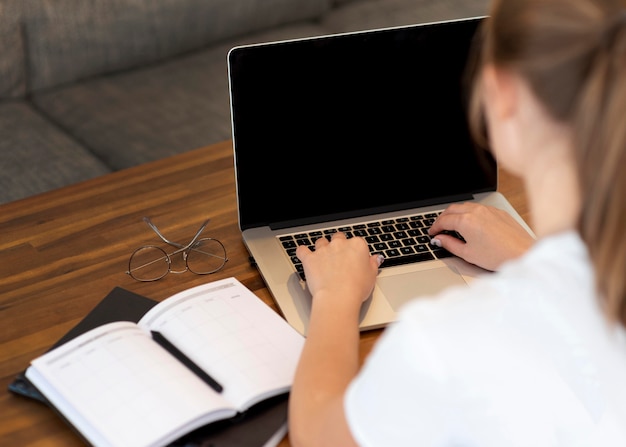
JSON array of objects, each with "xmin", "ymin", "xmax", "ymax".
[
  {"xmin": 17, "ymin": 280, "xmax": 301, "ymax": 447},
  {"xmin": 227, "ymin": 17, "xmax": 533, "ymax": 335}
]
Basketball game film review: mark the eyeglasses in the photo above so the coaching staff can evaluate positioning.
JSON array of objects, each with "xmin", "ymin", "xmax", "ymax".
[{"xmin": 126, "ymin": 217, "xmax": 228, "ymax": 281}]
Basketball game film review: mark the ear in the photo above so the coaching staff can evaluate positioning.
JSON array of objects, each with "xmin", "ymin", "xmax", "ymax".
[
  {"xmin": 480, "ymin": 64, "xmax": 528, "ymax": 177},
  {"xmin": 481, "ymin": 64, "xmax": 518, "ymax": 120}
]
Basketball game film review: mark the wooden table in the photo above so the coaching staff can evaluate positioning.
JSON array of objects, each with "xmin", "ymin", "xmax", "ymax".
[{"xmin": 0, "ymin": 139, "xmax": 529, "ymax": 446}]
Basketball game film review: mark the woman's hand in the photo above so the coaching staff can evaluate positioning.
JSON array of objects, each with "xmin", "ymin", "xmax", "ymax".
[
  {"xmin": 429, "ymin": 202, "xmax": 534, "ymax": 271},
  {"xmin": 296, "ymin": 232, "xmax": 382, "ymax": 308}
]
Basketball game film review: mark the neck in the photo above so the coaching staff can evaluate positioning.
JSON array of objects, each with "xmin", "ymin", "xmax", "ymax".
[{"xmin": 523, "ymin": 142, "xmax": 580, "ymax": 238}]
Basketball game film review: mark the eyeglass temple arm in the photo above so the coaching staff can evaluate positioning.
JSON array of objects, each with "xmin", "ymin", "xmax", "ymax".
[
  {"xmin": 183, "ymin": 219, "xmax": 212, "ymax": 250},
  {"xmin": 143, "ymin": 217, "xmax": 211, "ymax": 250}
]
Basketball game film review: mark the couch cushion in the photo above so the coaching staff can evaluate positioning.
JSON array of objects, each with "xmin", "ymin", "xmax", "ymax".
[
  {"xmin": 22, "ymin": 0, "xmax": 331, "ymax": 92},
  {"xmin": 322, "ymin": 0, "xmax": 489, "ymax": 33},
  {"xmin": 0, "ymin": 102, "xmax": 111, "ymax": 204},
  {"xmin": 0, "ymin": 1, "xmax": 26, "ymax": 98},
  {"xmin": 32, "ymin": 23, "xmax": 326, "ymax": 170}
]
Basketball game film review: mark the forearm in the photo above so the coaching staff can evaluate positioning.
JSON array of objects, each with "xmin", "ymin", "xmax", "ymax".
[{"xmin": 289, "ymin": 291, "xmax": 361, "ymax": 447}]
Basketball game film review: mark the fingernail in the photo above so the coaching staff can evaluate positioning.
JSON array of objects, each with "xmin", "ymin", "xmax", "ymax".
[
  {"xmin": 430, "ymin": 238, "xmax": 442, "ymax": 248},
  {"xmin": 376, "ymin": 254, "xmax": 385, "ymax": 267}
]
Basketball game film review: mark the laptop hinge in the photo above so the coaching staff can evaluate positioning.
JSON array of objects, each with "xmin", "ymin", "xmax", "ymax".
[{"xmin": 267, "ymin": 193, "xmax": 475, "ymax": 231}]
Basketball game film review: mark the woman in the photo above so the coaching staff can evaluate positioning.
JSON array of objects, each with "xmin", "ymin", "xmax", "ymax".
[{"xmin": 288, "ymin": 0, "xmax": 626, "ymax": 445}]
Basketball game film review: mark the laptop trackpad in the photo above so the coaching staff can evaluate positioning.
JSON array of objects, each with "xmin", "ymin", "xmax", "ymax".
[{"xmin": 378, "ymin": 267, "xmax": 467, "ymax": 311}]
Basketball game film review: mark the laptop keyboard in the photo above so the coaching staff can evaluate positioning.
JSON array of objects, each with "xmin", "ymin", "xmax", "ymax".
[{"xmin": 278, "ymin": 211, "xmax": 459, "ymax": 280}]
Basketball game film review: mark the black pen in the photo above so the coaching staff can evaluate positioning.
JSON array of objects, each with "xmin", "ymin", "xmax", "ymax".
[{"xmin": 151, "ymin": 330, "xmax": 224, "ymax": 393}]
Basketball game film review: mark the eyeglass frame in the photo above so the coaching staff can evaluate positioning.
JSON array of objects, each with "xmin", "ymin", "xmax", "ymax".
[{"xmin": 126, "ymin": 217, "xmax": 228, "ymax": 281}]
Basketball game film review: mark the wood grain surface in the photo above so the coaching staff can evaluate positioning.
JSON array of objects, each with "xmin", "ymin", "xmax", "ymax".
[{"xmin": 0, "ymin": 140, "xmax": 528, "ymax": 446}]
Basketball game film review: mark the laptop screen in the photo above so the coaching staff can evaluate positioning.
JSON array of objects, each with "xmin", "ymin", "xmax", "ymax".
[{"xmin": 229, "ymin": 17, "xmax": 494, "ymax": 231}]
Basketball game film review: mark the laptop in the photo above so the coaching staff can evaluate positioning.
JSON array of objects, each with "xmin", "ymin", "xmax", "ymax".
[{"xmin": 227, "ymin": 17, "xmax": 533, "ymax": 335}]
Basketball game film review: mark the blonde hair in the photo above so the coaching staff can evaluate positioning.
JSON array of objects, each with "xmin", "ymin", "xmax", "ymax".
[{"xmin": 469, "ymin": 0, "xmax": 626, "ymax": 325}]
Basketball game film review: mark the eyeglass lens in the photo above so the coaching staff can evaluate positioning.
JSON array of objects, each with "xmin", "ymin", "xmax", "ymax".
[
  {"xmin": 128, "ymin": 246, "xmax": 170, "ymax": 281},
  {"xmin": 186, "ymin": 238, "xmax": 227, "ymax": 274}
]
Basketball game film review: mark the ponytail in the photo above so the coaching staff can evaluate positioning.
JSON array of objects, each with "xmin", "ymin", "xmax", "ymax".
[{"xmin": 574, "ymin": 13, "xmax": 626, "ymax": 324}]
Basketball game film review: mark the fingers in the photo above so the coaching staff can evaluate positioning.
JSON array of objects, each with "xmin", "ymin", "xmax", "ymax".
[
  {"xmin": 295, "ymin": 231, "xmax": 347, "ymax": 260},
  {"xmin": 330, "ymin": 231, "xmax": 346, "ymax": 240},
  {"xmin": 429, "ymin": 213, "xmax": 466, "ymax": 241},
  {"xmin": 371, "ymin": 252, "xmax": 385, "ymax": 268},
  {"xmin": 429, "ymin": 203, "xmax": 480, "ymax": 258},
  {"xmin": 429, "ymin": 202, "xmax": 478, "ymax": 236},
  {"xmin": 430, "ymin": 232, "xmax": 467, "ymax": 257},
  {"xmin": 295, "ymin": 243, "xmax": 313, "ymax": 261}
]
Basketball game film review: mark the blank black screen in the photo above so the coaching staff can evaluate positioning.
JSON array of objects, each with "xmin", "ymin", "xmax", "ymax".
[{"xmin": 229, "ymin": 18, "xmax": 494, "ymax": 230}]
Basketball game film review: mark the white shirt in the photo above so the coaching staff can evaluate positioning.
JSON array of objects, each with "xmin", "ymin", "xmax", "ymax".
[{"xmin": 345, "ymin": 231, "xmax": 626, "ymax": 446}]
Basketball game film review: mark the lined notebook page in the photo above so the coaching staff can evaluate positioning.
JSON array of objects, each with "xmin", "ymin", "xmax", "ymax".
[
  {"xmin": 138, "ymin": 278, "xmax": 305, "ymax": 410},
  {"xmin": 28, "ymin": 322, "xmax": 234, "ymax": 447}
]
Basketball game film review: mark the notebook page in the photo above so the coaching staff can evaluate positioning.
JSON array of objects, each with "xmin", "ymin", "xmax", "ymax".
[
  {"xmin": 138, "ymin": 278, "xmax": 305, "ymax": 410},
  {"xmin": 27, "ymin": 321, "xmax": 235, "ymax": 447}
]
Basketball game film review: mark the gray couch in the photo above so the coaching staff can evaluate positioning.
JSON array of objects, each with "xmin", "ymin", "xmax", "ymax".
[{"xmin": 0, "ymin": 0, "xmax": 487, "ymax": 204}]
